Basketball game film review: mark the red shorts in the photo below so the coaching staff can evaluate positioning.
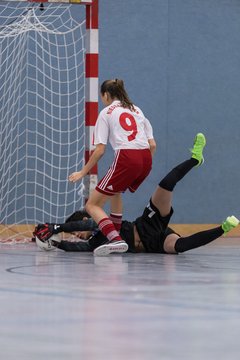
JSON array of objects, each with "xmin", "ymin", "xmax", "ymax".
[{"xmin": 96, "ymin": 149, "xmax": 152, "ymax": 196}]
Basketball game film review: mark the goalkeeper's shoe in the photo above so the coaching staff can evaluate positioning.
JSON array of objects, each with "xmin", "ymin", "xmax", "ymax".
[
  {"xmin": 221, "ymin": 216, "xmax": 239, "ymax": 235},
  {"xmin": 190, "ymin": 133, "xmax": 206, "ymax": 166},
  {"xmin": 36, "ymin": 234, "xmax": 61, "ymax": 251}
]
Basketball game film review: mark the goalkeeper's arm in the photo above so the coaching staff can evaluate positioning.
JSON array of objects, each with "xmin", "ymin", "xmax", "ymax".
[
  {"xmin": 55, "ymin": 218, "xmax": 98, "ymax": 233},
  {"xmin": 33, "ymin": 218, "xmax": 98, "ymax": 242}
]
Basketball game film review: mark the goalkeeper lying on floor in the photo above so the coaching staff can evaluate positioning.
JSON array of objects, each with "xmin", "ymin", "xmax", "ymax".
[{"xmin": 33, "ymin": 133, "xmax": 239, "ymax": 256}]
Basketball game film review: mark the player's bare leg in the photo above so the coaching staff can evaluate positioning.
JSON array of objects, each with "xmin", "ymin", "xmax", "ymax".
[
  {"xmin": 109, "ymin": 193, "xmax": 123, "ymax": 232},
  {"xmin": 86, "ymin": 190, "xmax": 128, "ymax": 256},
  {"xmin": 110, "ymin": 193, "xmax": 123, "ymax": 214},
  {"xmin": 85, "ymin": 190, "xmax": 110, "ymax": 223}
]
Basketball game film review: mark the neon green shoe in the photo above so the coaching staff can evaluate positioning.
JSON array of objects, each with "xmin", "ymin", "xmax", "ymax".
[
  {"xmin": 222, "ymin": 215, "xmax": 239, "ymax": 235},
  {"xmin": 190, "ymin": 133, "xmax": 206, "ymax": 166}
]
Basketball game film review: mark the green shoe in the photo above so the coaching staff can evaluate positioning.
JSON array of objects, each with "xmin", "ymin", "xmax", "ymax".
[
  {"xmin": 190, "ymin": 133, "xmax": 206, "ymax": 166},
  {"xmin": 222, "ymin": 215, "xmax": 239, "ymax": 235}
]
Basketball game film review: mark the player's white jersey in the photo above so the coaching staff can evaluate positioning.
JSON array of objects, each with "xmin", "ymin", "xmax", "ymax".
[{"xmin": 93, "ymin": 100, "xmax": 153, "ymax": 150}]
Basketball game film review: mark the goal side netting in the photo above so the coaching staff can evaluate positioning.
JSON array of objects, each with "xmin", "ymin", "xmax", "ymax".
[{"xmin": 0, "ymin": 1, "xmax": 88, "ymax": 242}]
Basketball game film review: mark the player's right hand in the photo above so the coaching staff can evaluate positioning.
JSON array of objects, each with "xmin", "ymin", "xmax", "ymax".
[{"xmin": 68, "ymin": 171, "xmax": 84, "ymax": 183}]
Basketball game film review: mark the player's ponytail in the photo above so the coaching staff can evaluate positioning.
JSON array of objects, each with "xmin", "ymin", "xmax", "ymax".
[{"xmin": 100, "ymin": 79, "xmax": 135, "ymax": 111}]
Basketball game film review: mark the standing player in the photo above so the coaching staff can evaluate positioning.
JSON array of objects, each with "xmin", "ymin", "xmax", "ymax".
[{"xmin": 69, "ymin": 79, "xmax": 156, "ymax": 256}]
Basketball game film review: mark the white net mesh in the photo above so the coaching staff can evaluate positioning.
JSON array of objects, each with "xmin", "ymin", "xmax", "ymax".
[{"xmin": 0, "ymin": 1, "xmax": 87, "ymax": 241}]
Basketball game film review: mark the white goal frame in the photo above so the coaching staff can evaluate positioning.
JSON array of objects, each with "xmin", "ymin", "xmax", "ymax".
[{"xmin": 0, "ymin": 0, "xmax": 99, "ymax": 240}]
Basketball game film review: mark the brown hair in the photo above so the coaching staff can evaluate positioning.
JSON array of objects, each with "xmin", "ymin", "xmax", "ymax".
[{"xmin": 100, "ymin": 79, "xmax": 135, "ymax": 111}]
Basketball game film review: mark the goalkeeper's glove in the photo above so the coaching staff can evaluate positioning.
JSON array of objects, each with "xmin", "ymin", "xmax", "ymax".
[{"xmin": 32, "ymin": 223, "xmax": 54, "ymax": 242}]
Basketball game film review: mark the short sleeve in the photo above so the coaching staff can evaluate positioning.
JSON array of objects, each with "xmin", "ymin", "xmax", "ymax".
[
  {"xmin": 144, "ymin": 118, "xmax": 154, "ymax": 139},
  {"xmin": 93, "ymin": 111, "xmax": 109, "ymax": 145}
]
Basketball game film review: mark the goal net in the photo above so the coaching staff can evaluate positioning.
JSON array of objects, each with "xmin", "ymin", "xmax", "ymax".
[{"xmin": 0, "ymin": 1, "xmax": 94, "ymax": 242}]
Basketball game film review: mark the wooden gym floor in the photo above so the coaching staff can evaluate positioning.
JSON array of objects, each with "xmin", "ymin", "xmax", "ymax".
[{"xmin": 0, "ymin": 237, "xmax": 240, "ymax": 360}]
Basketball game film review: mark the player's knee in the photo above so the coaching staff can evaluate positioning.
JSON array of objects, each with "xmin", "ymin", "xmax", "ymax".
[
  {"xmin": 163, "ymin": 234, "xmax": 179, "ymax": 254},
  {"xmin": 85, "ymin": 201, "xmax": 100, "ymax": 215},
  {"xmin": 85, "ymin": 202, "xmax": 92, "ymax": 215}
]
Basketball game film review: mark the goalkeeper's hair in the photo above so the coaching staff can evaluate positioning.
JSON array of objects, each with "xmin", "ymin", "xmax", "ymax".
[
  {"xmin": 101, "ymin": 79, "xmax": 135, "ymax": 112},
  {"xmin": 65, "ymin": 209, "xmax": 90, "ymax": 223}
]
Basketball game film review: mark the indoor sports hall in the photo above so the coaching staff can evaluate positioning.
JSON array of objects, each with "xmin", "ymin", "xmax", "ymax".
[{"xmin": 0, "ymin": 1, "xmax": 240, "ymax": 359}]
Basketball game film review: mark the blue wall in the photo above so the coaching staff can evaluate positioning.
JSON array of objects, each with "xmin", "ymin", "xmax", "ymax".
[{"xmin": 98, "ymin": 0, "xmax": 240, "ymax": 223}]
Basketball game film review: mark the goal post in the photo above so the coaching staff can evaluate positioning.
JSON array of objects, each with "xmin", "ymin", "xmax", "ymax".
[{"xmin": 0, "ymin": 0, "xmax": 98, "ymax": 241}]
